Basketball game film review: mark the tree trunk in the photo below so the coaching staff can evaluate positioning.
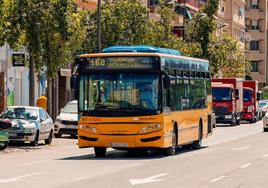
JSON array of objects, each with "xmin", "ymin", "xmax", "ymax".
[
  {"xmin": 29, "ymin": 53, "xmax": 35, "ymax": 106},
  {"xmin": 47, "ymin": 76, "xmax": 53, "ymax": 117}
]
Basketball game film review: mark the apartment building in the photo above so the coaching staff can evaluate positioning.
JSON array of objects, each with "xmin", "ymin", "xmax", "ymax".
[{"xmin": 245, "ymin": 0, "xmax": 268, "ymax": 85}]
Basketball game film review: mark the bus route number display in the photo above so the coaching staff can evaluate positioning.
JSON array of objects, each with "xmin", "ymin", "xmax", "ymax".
[{"xmin": 86, "ymin": 57, "xmax": 156, "ymax": 69}]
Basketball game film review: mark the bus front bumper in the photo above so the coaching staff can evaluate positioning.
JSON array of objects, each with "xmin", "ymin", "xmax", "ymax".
[{"xmin": 78, "ymin": 130, "xmax": 170, "ymax": 149}]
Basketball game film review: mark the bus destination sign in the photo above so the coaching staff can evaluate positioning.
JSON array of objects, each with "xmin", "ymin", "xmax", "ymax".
[{"xmin": 83, "ymin": 56, "xmax": 158, "ymax": 69}]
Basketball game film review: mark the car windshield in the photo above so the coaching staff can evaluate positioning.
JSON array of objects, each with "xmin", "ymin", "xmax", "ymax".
[
  {"xmin": 79, "ymin": 73, "xmax": 159, "ymax": 116},
  {"xmin": 0, "ymin": 108, "xmax": 38, "ymax": 120},
  {"xmin": 259, "ymin": 102, "xmax": 268, "ymax": 107},
  {"xmin": 243, "ymin": 89, "xmax": 253, "ymax": 102},
  {"xmin": 62, "ymin": 103, "xmax": 77, "ymax": 114},
  {"xmin": 212, "ymin": 88, "xmax": 232, "ymax": 101}
]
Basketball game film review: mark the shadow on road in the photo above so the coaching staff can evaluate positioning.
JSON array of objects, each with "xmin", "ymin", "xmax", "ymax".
[
  {"xmin": 57, "ymin": 146, "xmax": 208, "ymax": 161},
  {"xmin": 7, "ymin": 142, "xmax": 46, "ymax": 151}
]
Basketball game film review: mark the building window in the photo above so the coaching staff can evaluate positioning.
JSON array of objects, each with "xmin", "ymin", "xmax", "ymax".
[
  {"xmin": 251, "ymin": 20, "xmax": 259, "ymax": 30},
  {"xmin": 251, "ymin": 0, "xmax": 258, "ymax": 9},
  {"xmin": 250, "ymin": 41, "xmax": 259, "ymax": 50},
  {"xmin": 251, "ymin": 61, "xmax": 259, "ymax": 72},
  {"xmin": 150, "ymin": 0, "xmax": 160, "ymax": 6}
]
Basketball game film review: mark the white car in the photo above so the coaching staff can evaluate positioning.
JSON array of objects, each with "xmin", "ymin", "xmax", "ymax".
[
  {"xmin": 54, "ymin": 100, "xmax": 78, "ymax": 138},
  {"xmin": 263, "ymin": 111, "xmax": 268, "ymax": 132},
  {"xmin": 0, "ymin": 106, "xmax": 54, "ymax": 146}
]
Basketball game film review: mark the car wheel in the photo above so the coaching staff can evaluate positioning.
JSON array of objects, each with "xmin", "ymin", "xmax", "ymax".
[
  {"xmin": 54, "ymin": 133, "xmax": 62, "ymax": 138},
  {"xmin": 30, "ymin": 131, "xmax": 39, "ymax": 146},
  {"xmin": 0, "ymin": 142, "xmax": 8, "ymax": 150},
  {"xmin": 45, "ymin": 130, "xmax": 53, "ymax": 145},
  {"xmin": 94, "ymin": 147, "xmax": 107, "ymax": 158}
]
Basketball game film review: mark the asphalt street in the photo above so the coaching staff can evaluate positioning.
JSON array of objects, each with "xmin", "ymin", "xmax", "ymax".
[{"xmin": 0, "ymin": 120, "xmax": 266, "ymax": 188}]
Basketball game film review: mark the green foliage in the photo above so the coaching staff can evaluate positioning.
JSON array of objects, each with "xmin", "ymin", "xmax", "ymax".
[{"xmin": 0, "ymin": 0, "xmax": 87, "ymax": 76}]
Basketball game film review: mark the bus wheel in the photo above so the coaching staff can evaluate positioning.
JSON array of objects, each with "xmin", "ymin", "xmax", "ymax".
[
  {"xmin": 164, "ymin": 128, "xmax": 177, "ymax": 156},
  {"xmin": 94, "ymin": 147, "xmax": 107, "ymax": 158},
  {"xmin": 192, "ymin": 124, "xmax": 202, "ymax": 150}
]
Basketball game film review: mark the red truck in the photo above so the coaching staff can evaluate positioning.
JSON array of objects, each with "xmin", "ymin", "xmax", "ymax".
[
  {"xmin": 212, "ymin": 78, "xmax": 243, "ymax": 126},
  {"xmin": 242, "ymin": 80, "xmax": 261, "ymax": 123}
]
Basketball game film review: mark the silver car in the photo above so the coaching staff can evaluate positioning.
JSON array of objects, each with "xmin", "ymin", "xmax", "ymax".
[
  {"xmin": 0, "ymin": 106, "xmax": 54, "ymax": 146},
  {"xmin": 54, "ymin": 100, "xmax": 78, "ymax": 138},
  {"xmin": 263, "ymin": 111, "xmax": 268, "ymax": 132}
]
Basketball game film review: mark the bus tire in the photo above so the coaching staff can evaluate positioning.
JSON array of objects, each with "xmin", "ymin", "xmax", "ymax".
[
  {"xmin": 164, "ymin": 126, "xmax": 177, "ymax": 156},
  {"xmin": 192, "ymin": 122, "xmax": 203, "ymax": 150},
  {"xmin": 94, "ymin": 147, "xmax": 106, "ymax": 158}
]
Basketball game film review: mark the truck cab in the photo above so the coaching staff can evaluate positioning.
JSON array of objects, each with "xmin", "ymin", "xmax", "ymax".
[
  {"xmin": 242, "ymin": 81, "xmax": 261, "ymax": 123},
  {"xmin": 212, "ymin": 78, "xmax": 243, "ymax": 126}
]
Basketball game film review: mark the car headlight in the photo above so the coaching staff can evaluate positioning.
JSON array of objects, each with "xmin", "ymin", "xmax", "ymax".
[
  {"xmin": 225, "ymin": 115, "xmax": 232, "ymax": 119},
  {"xmin": 55, "ymin": 117, "xmax": 62, "ymax": 123},
  {"xmin": 140, "ymin": 124, "xmax": 161, "ymax": 134},
  {"xmin": 79, "ymin": 125, "xmax": 97, "ymax": 133}
]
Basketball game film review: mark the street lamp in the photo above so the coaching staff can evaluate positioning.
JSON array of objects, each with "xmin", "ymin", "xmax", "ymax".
[{"xmin": 97, "ymin": 0, "xmax": 101, "ymax": 53}]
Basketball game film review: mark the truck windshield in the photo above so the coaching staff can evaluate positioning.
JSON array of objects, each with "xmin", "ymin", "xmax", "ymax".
[
  {"xmin": 79, "ymin": 73, "xmax": 160, "ymax": 116},
  {"xmin": 243, "ymin": 89, "xmax": 253, "ymax": 102},
  {"xmin": 212, "ymin": 88, "xmax": 232, "ymax": 102}
]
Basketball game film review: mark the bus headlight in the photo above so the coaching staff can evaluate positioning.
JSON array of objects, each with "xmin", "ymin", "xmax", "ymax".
[
  {"xmin": 140, "ymin": 124, "xmax": 161, "ymax": 134},
  {"xmin": 79, "ymin": 125, "xmax": 97, "ymax": 133}
]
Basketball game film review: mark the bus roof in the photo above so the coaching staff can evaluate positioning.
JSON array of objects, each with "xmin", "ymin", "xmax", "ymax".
[
  {"xmin": 102, "ymin": 45, "xmax": 182, "ymax": 56},
  {"xmin": 79, "ymin": 52, "xmax": 209, "ymax": 64}
]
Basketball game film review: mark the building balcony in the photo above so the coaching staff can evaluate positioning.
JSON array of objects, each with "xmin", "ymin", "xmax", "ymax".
[{"xmin": 245, "ymin": 9, "xmax": 265, "ymax": 19}]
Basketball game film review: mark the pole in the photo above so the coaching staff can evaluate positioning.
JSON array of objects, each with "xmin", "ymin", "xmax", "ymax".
[
  {"xmin": 97, "ymin": 0, "xmax": 102, "ymax": 53},
  {"xmin": 183, "ymin": 0, "xmax": 186, "ymax": 40}
]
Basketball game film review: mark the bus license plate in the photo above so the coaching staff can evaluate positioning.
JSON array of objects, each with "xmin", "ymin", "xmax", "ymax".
[{"xmin": 110, "ymin": 142, "xmax": 128, "ymax": 147}]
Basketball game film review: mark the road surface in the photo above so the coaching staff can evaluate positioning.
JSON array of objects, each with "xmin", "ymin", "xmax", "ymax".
[{"xmin": 0, "ymin": 120, "xmax": 266, "ymax": 188}]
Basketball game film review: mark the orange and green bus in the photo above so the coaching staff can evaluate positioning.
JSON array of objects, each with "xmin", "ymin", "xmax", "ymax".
[{"xmin": 75, "ymin": 46, "xmax": 213, "ymax": 157}]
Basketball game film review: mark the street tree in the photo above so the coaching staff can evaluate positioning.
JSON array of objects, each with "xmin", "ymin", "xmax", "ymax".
[{"xmin": 0, "ymin": 0, "xmax": 87, "ymax": 116}]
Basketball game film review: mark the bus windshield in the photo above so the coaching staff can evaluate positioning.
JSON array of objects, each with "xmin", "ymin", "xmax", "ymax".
[
  {"xmin": 79, "ymin": 73, "xmax": 160, "ymax": 116},
  {"xmin": 212, "ymin": 88, "xmax": 232, "ymax": 102},
  {"xmin": 243, "ymin": 89, "xmax": 253, "ymax": 102}
]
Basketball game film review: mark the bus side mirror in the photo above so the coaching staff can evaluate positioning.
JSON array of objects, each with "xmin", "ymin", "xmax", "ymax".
[
  {"xmin": 235, "ymin": 89, "xmax": 239, "ymax": 100},
  {"xmin": 257, "ymin": 92, "xmax": 261, "ymax": 101},
  {"xmin": 164, "ymin": 76, "xmax": 171, "ymax": 89}
]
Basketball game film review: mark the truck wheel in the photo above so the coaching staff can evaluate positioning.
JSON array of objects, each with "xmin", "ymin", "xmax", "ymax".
[{"xmin": 94, "ymin": 147, "xmax": 107, "ymax": 158}]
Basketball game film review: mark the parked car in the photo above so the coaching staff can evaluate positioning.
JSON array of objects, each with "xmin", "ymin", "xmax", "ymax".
[
  {"xmin": 0, "ymin": 120, "xmax": 12, "ymax": 150},
  {"xmin": 259, "ymin": 100, "xmax": 268, "ymax": 117},
  {"xmin": 263, "ymin": 111, "xmax": 268, "ymax": 132},
  {"xmin": 0, "ymin": 106, "xmax": 54, "ymax": 146},
  {"xmin": 54, "ymin": 100, "xmax": 78, "ymax": 138}
]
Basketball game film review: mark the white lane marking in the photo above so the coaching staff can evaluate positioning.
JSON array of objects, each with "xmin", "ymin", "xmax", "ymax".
[
  {"xmin": 129, "ymin": 173, "xmax": 168, "ymax": 185},
  {"xmin": 210, "ymin": 176, "xmax": 226, "ymax": 183},
  {"xmin": 127, "ymin": 163, "xmax": 142, "ymax": 168},
  {"xmin": 0, "ymin": 173, "xmax": 41, "ymax": 184},
  {"xmin": 21, "ymin": 161, "xmax": 44, "ymax": 167},
  {"xmin": 240, "ymin": 163, "xmax": 251, "ymax": 169},
  {"xmin": 262, "ymin": 153, "xmax": 268, "ymax": 158},
  {"xmin": 75, "ymin": 176, "xmax": 87, "ymax": 181},
  {"xmin": 232, "ymin": 145, "xmax": 250, "ymax": 151}
]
